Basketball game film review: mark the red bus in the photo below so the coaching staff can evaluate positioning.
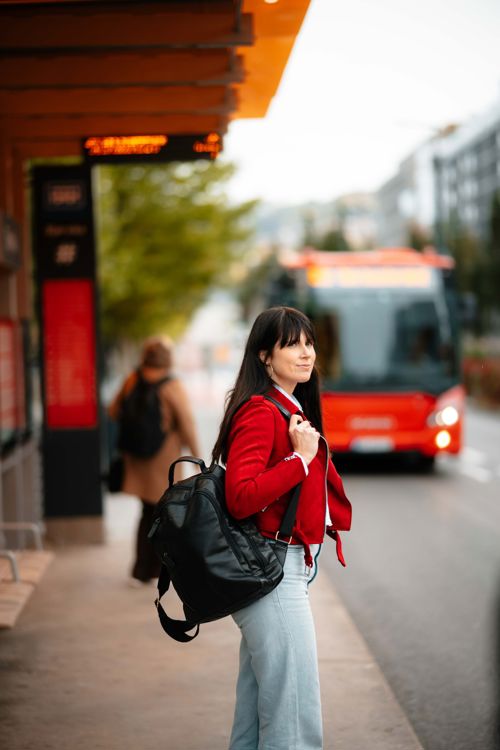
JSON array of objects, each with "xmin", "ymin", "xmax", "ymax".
[{"xmin": 276, "ymin": 247, "xmax": 464, "ymax": 469}]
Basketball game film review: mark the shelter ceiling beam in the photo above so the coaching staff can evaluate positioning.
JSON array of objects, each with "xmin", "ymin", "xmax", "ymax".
[
  {"xmin": 0, "ymin": 4, "xmax": 253, "ymax": 50},
  {"xmin": 0, "ymin": 113, "xmax": 227, "ymax": 139},
  {"xmin": 0, "ymin": 85, "xmax": 236, "ymax": 116},
  {"xmin": 0, "ymin": 50, "xmax": 244, "ymax": 88},
  {"xmin": 13, "ymin": 140, "xmax": 82, "ymax": 160}
]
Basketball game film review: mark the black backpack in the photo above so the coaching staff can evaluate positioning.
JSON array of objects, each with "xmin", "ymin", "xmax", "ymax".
[
  {"xmin": 117, "ymin": 373, "xmax": 171, "ymax": 459},
  {"xmin": 147, "ymin": 396, "xmax": 302, "ymax": 642}
]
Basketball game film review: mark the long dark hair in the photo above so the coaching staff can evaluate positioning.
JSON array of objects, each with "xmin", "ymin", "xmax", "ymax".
[{"xmin": 212, "ymin": 306, "xmax": 323, "ymax": 465}]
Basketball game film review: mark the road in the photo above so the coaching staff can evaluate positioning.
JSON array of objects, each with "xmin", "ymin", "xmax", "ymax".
[{"xmin": 321, "ymin": 403, "xmax": 500, "ymax": 750}]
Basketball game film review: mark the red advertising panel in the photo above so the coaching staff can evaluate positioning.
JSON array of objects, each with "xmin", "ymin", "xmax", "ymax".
[
  {"xmin": 0, "ymin": 319, "xmax": 16, "ymax": 444},
  {"xmin": 42, "ymin": 279, "xmax": 97, "ymax": 429}
]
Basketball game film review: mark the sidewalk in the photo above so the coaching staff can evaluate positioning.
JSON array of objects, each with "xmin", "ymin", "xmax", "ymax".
[{"xmin": 0, "ymin": 492, "xmax": 423, "ymax": 750}]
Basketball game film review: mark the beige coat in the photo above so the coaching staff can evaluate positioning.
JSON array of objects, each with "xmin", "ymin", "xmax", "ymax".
[{"xmin": 108, "ymin": 368, "xmax": 200, "ymax": 503}]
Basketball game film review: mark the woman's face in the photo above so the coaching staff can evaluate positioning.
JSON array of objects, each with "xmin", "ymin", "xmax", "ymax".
[{"xmin": 262, "ymin": 330, "xmax": 316, "ymax": 394}]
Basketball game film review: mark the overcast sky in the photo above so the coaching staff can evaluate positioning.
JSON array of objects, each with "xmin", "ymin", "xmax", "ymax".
[{"xmin": 222, "ymin": 0, "xmax": 500, "ymax": 206}]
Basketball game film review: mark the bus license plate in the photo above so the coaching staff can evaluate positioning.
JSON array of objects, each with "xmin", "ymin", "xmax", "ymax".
[{"xmin": 351, "ymin": 437, "xmax": 394, "ymax": 453}]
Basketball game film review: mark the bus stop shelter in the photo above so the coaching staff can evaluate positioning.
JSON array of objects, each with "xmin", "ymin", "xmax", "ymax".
[{"xmin": 0, "ymin": 0, "xmax": 311, "ymax": 620}]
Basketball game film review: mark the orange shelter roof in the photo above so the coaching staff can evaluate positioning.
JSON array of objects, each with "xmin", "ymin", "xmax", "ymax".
[{"xmin": 0, "ymin": 0, "xmax": 311, "ymax": 160}]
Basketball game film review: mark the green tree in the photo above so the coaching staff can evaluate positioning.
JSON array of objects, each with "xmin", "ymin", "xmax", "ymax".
[
  {"xmin": 300, "ymin": 205, "xmax": 352, "ymax": 252},
  {"xmin": 236, "ymin": 248, "xmax": 280, "ymax": 321},
  {"xmin": 406, "ymin": 221, "xmax": 434, "ymax": 251},
  {"xmin": 442, "ymin": 211, "xmax": 488, "ymax": 332},
  {"xmin": 301, "ymin": 209, "xmax": 318, "ymax": 247},
  {"xmin": 96, "ymin": 161, "xmax": 257, "ymax": 343},
  {"xmin": 315, "ymin": 226, "xmax": 351, "ymax": 252},
  {"xmin": 317, "ymin": 205, "xmax": 351, "ymax": 252},
  {"xmin": 443, "ymin": 211, "xmax": 481, "ymax": 295}
]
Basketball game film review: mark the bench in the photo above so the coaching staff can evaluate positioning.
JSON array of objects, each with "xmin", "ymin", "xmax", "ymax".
[{"xmin": 0, "ymin": 523, "xmax": 54, "ymax": 628}]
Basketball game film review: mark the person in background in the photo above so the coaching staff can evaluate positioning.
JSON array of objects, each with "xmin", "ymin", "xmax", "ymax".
[
  {"xmin": 212, "ymin": 306, "xmax": 352, "ymax": 750},
  {"xmin": 109, "ymin": 336, "xmax": 200, "ymax": 586}
]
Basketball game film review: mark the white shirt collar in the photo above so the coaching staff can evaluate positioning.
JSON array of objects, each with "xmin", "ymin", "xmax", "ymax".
[{"xmin": 273, "ymin": 383, "xmax": 303, "ymax": 412}]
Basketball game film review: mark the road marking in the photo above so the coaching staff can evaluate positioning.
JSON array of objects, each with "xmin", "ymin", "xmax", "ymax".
[
  {"xmin": 458, "ymin": 464, "xmax": 492, "ymax": 483},
  {"xmin": 461, "ymin": 446, "xmax": 487, "ymax": 464},
  {"xmin": 439, "ymin": 447, "xmax": 499, "ymax": 483}
]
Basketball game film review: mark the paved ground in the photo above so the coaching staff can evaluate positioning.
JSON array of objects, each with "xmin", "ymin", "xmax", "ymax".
[{"xmin": 0, "ymin": 494, "xmax": 423, "ymax": 750}]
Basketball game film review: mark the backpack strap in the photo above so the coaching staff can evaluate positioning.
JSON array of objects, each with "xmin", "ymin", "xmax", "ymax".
[
  {"xmin": 167, "ymin": 456, "xmax": 208, "ymax": 487},
  {"xmin": 153, "ymin": 456, "xmax": 209, "ymax": 642},
  {"xmin": 155, "ymin": 566, "xmax": 200, "ymax": 643},
  {"xmin": 263, "ymin": 395, "xmax": 302, "ymax": 542},
  {"xmin": 136, "ymin": 371, "xmax": 172, "ymax": 389},
  {"xmin": 263, "ymin": 394, "xmax": 294, "ymax": 421}
]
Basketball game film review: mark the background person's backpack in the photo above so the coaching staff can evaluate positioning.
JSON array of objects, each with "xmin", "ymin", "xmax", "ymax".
[{"xmin": 117, "ymin": 373, "xmax": 171, "ymax": 459}]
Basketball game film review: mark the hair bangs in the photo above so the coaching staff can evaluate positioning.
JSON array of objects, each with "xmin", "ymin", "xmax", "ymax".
[{"xmin": 277, "ymin": 309, "xmax": 315, "ymax": 349}]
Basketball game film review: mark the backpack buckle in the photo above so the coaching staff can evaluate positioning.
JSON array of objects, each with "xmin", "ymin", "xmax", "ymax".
[{"xmin": 274, "ymin": 531, "xmax": 293, "ymax": 544}]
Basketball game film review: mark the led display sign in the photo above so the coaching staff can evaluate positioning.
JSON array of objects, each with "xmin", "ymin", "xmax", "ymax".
[
  {"xmin": 307, "ymin": 266, "xmax": 435, "ymax": 290},
  {"xmin": 82, "ymin": 133, "xmax": 222, "ymax": 163}
]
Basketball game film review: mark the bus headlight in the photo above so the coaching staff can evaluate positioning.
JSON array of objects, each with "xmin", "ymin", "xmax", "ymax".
[
  {"xmin": 435, "ymin": 430, "xmax": 451, "ymax": 449},
  {"xmin": 438, "ymin": 405, "xmax": 459, "ymax": 426},
  {"xmin": 428, "ymin": 405, "xmax": 459, "ymax": 427}
]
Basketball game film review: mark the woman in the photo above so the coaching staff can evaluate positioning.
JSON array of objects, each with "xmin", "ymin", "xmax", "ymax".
[
  {"xmin": 212, "ymin": 306, "xmax": 352, "ymax": 750},
  {"xmin": 109, "ymin": 336, "xmax": 200, "ymax": 585}
]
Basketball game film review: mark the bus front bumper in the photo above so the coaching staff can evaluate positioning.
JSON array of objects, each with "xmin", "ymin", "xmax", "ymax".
[{"xmin": 329, "ymin": 423, "xmax": 462, "ymax": 457}]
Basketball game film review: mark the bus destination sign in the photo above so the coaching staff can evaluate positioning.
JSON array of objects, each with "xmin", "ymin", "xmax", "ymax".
[
  {"xmin": 82, "ymin": 133, "xmax": 222, "ymax": 164},
  {"xmin": 307, "ymin": 265, "xmax": 435, "ymax": 290}
]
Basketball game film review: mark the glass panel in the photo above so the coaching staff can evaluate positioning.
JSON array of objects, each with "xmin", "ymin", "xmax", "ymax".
[{"xmin": 311, "ymin": 271, "xmax": 459, "ymax": 393}]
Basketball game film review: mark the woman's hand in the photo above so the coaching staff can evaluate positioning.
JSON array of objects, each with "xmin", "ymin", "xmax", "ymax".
[{"xmin": 289, "ymin": 414, "xmax": 319, "ymax": 464}]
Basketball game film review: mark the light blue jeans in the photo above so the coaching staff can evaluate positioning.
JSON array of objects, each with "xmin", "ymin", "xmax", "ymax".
[{"xmin": 229, "ymin": 544, "xmax": 322, "ymax": 750}]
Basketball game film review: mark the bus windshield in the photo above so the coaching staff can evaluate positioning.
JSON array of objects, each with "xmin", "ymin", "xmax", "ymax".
[{"xmin": 309, "ymin": 268, "xmax": 460, "ymax": 394}]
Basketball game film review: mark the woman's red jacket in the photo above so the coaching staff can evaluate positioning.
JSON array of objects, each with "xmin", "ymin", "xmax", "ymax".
[{"xmin": 225, "ymin": 389, "xmax": 352, "ymax": 566}]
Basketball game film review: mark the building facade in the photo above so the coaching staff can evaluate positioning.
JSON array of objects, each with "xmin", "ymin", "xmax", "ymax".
[
  {"xmin": 376, "ymin": 97, "xmax": 500, "ymax": 249},
  {"xmin": 434, "ymin": 98, "xmax": 500, "ymax": 245}
]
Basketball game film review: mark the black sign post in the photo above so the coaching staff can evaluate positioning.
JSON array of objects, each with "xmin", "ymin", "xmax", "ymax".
[{"xmin": 32, "ymin": 165, "xmax": 103, "ymax": 539}]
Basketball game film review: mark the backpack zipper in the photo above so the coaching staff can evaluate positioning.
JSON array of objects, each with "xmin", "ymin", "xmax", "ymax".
[
  {"xmin": 147, "ymin": 517, "xmax": 161, "ymax": 539},
  {"xmin": 242, "ymin": 524, "xmax": 268, "ymax": 569}
]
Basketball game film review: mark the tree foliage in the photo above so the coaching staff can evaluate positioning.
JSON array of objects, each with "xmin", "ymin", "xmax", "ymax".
[
  {"xmin": 315, "ymin": 226, "xmax": 351, "ymax": 252},
  {"xmin": 406, "ymin": 221, "xmax": 434, "ymax": 251},
  {"xmin": 442, "ymin": 211, "xmax": 481, "ymax": 296},
  {"xmin": 441, "ymin": 210, "xmax": 497, "ymax": 333},
  {"xmin": 300, "ymin": 207, "xmax": 352, "ymax": 252},
  {"xmin": 96, "ymin": 161, "xmax": 257, "ymax": 344},
  {"xmin": 236, "ymin": 248, "xmax": 281, "ymax": 321}
]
